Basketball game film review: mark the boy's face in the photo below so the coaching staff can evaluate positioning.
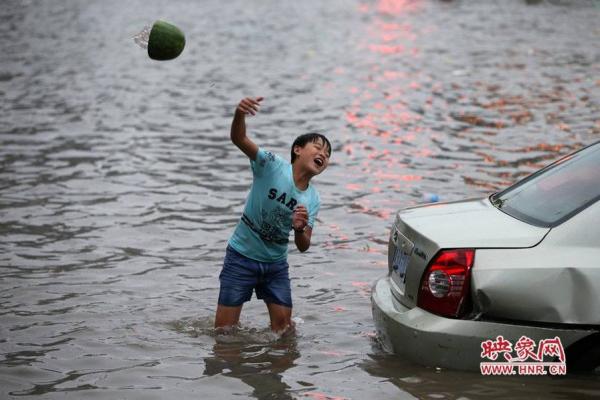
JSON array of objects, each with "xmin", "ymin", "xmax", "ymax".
[{"xmin": 293, "ymin": 138, "xmax": 330, "ymax": 176}]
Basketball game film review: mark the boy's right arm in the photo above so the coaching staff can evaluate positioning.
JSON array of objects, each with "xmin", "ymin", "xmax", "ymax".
[{"xmin": 230, "ymin": 97, "xmax": 263, "ymax": 161}]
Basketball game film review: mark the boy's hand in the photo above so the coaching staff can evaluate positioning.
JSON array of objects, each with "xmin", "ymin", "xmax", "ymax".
[
  {"xmin": 236, "ymin": 97, "xmax": 263, "ymax": 116},
  {"xmin": 292, "ymin": 205, "xmax": 309, "ymax": 232}
]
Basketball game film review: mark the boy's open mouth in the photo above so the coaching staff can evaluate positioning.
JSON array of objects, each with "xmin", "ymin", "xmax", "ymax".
[{"xmin": 314, "ymin": 158, "xmax": 324, "ymax": 167}]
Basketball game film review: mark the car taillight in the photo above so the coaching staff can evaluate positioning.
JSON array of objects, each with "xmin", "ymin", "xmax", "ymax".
[{"xmin": 417, "ymin": 249, "xmax": 475, "ymax": 318}]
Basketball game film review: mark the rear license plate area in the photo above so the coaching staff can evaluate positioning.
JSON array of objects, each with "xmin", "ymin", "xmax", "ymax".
[{"xmin": 390, "ymin": 228, "xmax": 414, "ymax": 294}]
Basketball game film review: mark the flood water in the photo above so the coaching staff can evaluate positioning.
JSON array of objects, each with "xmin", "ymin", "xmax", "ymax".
[{"xmin": 1, "ymin": 0, "xmax": 600, "ymax": 399}]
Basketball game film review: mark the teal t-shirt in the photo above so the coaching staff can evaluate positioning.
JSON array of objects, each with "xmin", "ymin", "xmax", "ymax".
[{"xmin": 228, "ymin": 148, "xmax": 321, "ymax": 262}]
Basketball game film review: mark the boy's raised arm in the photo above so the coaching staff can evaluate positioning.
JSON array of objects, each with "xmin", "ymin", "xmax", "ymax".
[{"xmin": 230, "ymin": 97, "xmax": 263, "ymax": 161}]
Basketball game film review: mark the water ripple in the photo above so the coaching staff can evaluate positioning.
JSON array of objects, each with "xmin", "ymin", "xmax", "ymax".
[{"xmin": 1, "ymin": 0, "xmax": 599, "ymax": 398}]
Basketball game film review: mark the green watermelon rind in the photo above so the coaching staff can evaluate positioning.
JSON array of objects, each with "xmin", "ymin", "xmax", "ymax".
[{"xmin": 148, "ymin": 20, "xmax": 186, "ymax": 61}]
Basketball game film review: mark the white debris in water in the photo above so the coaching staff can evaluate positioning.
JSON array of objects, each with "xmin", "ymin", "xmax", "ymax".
[
  {"xmin": 133, "ymin": 25, "xmax": 151, "ymax": 49},
  {"xmin": 399, "ymin": 376, "xmax": 422, "ymax": 384},
  {"xmin": 292, "ymin": 317, "xmax": 304, "ymax": 325}
]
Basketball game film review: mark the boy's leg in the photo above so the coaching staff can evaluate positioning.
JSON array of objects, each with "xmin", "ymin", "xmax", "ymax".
[
  {"xmin": 214, "ymin": 304, "xmax": 243, "ymax": 329},
  {"xmin": 266, "ymin": 302, "xmax": 293, "ymax": 332},
  {"xmin": 259, "ymin": 259, "xmax": 293, "ymax": 333},
  {"xmin": 215, "ymin": 246, "xmax": 256, "ymax": 329}
]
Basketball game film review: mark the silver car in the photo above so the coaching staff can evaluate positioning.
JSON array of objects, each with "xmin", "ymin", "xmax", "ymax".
[{"xmin": 371, "ymin": 141, "xmax": 600, "ymax": 372}]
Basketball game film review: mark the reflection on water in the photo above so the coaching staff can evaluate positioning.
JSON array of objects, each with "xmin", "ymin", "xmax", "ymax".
[
  {"xmin": 170, "ymin": 317, "xmax": 302, "ymax": 399},
  {"xmin": 1, "ymin": 0, "xmax": 599, "ymax": 398},
  {"xmin": 204, "ymin": 338, "xmax": 300, "ymax": 400},
  {"xmin": 361, "ymin": 354, "xmax": 600, "ymax": 400}
]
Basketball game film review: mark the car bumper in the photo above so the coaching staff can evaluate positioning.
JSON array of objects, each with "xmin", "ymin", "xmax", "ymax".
[{"xmin": 371, "ymin": 276, "xmax": 595, "ymax": 371}]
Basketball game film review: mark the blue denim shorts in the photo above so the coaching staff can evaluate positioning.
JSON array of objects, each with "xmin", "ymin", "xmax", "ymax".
[{"xmin": 218, "ymin": 245, "xmax": 292, "ymax": 308}]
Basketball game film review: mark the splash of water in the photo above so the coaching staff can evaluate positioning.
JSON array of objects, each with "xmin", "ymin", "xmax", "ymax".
[
  {"xmin": 168, "ymin": 316, "xmax": 301, "ymax": 343},
  {"xmin": 133, "ymin": 25, "xmax": 151, "ymax": 49},
  {"xmin": 215, "ymin": 327, "xmax": 282, "ymax": 344}
]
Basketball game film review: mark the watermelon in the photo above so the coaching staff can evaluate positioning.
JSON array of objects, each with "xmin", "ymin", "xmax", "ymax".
[{"xmin": 148, "ymin": 20, "xmax": 185, "ymax": 61}]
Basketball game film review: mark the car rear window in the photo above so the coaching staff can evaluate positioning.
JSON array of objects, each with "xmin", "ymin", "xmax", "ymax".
[{"xmin": 491, "ymin": 142, "xmax": 600, "ymax": 228}]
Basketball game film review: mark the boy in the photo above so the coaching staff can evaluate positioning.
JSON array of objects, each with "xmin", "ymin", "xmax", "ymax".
[{"xmin": 214, "ymin": 96, "xmax": 332, "ymax": 333}]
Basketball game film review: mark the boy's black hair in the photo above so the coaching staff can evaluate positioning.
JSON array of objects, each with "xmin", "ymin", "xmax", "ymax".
[{"xmin": 290, "ymin": 132, "xmax": 332, "ymax": 163}]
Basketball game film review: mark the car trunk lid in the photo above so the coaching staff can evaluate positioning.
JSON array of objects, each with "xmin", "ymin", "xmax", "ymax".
[{"xmin": 389, "ymin": 197, "xmax": 550, "ymax": 309}]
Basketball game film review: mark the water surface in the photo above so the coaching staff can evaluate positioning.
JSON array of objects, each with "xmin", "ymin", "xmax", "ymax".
[{"xmin": 1, "ymin": 0, "xmax": 599, "ymax": 398}]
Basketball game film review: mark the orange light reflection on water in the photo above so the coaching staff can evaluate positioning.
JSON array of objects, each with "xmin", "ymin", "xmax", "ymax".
[
  {"xmin": 323, "ymin": 223, "xmax": 350, "ymax": 250},
  {"xmin": 345, "ymin": 0, "xmax": 426, "ymax": 150},
  {"xmin": 372, "ymin": 0, "xmax": 423, "ymax": 15},
  {"xmin": 335, "ymin": 0, "xmax": 432, "ymax": 231},
  {"xmin": 346, "ymin": 183, "xmax": 363, "ymax": 191},
  {"xmin": 303, "ymin": 391, "xmax": 349, "ymax": 400},
  {"xmin": 352, "ymin": 281, "xmax": 372, "ymax": 298}
]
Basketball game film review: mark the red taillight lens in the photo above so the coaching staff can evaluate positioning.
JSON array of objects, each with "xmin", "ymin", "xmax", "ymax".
[{"xmin": 417, "ymin": 249, "xmax": 475, "ymax": 318}]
